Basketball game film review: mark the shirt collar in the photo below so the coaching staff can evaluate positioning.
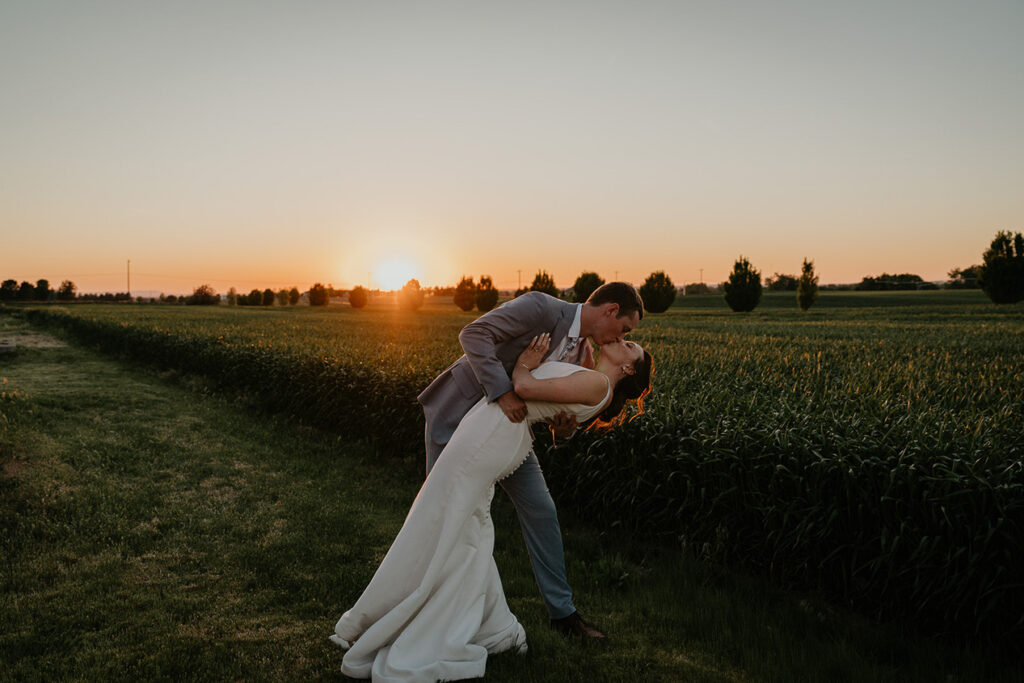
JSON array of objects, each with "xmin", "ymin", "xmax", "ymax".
[{"xmin": 568, "ymin": 304, "xmax": 582, "ymax": 339}]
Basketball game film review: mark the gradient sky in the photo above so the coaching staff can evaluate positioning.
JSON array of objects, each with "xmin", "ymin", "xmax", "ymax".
[{"xmin": 2, "ymin": 0, "xmax": 1022, "ymax": 294}]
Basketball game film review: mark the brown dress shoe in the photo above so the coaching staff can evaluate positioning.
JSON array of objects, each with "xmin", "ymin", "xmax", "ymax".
[{"xmin": 550, "ymin": 611, "xmax": 607, "ymax": 641}]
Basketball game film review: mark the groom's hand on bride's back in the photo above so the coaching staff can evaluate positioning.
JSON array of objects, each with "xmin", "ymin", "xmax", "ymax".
[
  {"xmin": 497, "ymin": 390, "xmax": 528, "ymax": 423},
  {"xmin": 547, "ymin": 412, "xmax": 578, "ymax": 440}
]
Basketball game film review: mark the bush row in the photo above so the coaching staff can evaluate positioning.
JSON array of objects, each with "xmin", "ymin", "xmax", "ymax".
[{"xmin": 23, "ymin": 308, "xmax": 430, "ymax": 457}]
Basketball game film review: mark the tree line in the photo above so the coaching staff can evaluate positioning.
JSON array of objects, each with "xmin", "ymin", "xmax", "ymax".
[{"xmin": 6, "ymin": 231, "xmax": 1020, "ymax": 311}]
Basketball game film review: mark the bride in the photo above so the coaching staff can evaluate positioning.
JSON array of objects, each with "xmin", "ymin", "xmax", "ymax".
[{"xmin": 330, "ymin": 332, "xmax": 653, "ymax": 682}]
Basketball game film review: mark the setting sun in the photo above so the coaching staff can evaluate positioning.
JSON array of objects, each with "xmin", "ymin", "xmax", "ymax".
[{"xmin": 374, "ymin": 257, "xmax": 420, "ymax": 291}]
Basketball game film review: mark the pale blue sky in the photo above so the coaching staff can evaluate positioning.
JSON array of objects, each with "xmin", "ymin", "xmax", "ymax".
[{"xmin": 2, "ymin": 0, "xmax": 1022, "ymax": 293}]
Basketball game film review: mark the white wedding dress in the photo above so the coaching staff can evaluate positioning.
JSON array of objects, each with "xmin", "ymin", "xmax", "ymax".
[{"xmin": 330, "ymin": 362, "xmax": 611, "ymax": 682}]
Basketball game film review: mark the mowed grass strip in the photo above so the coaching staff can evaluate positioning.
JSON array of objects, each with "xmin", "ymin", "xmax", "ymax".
[{"xmin": 1, "ymin": 321, "xmax": 1019, "ymax": 681}]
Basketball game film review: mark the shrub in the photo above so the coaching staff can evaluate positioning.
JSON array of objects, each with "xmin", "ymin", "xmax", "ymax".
[
  {"xmin": 684, "ymin": 282, "xmax": 711, "ymax": 295},
  {"xmin": 262, "ymin": 288, "xmax": 275, "ymax": 306},
  {"xmin": 766, "ymin": 273, "xmax": 798, "ymax": 291},
  {"xmin": 35, "ymin": 279, "xmax": 52, "ymax": 301},
  {"xmin": 797, "ymin": 259, "xmax": 819, "ymax": 311},
  {"xmin": 453, "ymin": 276, "xmax": 476, "ymax": 311},
  {"xmin": 573, "ymin": 272, "xmax": 605, "ymax": 303},
  {"xmin": 639, "ymin": 271, "xmax": 676, "ymax": 313},
  {"xmin": 57, "ymin": 280, "xmax": 77, "ymax": 301},
  {"xmin": 947, "ymin": 266, "xmax": 980, "ymax": 289},
  {"xmin": 724, "ymin": 257, "xmax": 762, "ymax": 312},
  {"xmin": 475, "ymin": 276, "xmax": 499, "ymax": 312},
  {"xmin": 348, "ymin": 286, "xmax": 369, "ymax": 309},
  {"xmin": 397, "ymin": 279, "xmax": 424, "ymax": 311},
  {"xmin": 978, "ymin": 230, "xmax": 1024, "ymax": 304},
  {"xmin": 529, "ymin": 270, "xmax": 559, "ymax": 297},
  {"xmin": 187, "ymin": 284, "xmax": 220, "ymax": 306},
  {"xmin": 308, "ymin": 283, "xmax": 328, "ymax": 306}
]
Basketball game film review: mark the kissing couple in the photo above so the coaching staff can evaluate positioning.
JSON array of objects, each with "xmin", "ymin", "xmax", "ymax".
[{"xmin": 330, "ymin": 282, "xmax": 653, "ymax": 681}]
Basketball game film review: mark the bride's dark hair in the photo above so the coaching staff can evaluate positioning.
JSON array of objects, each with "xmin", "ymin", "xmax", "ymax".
[{"xmin": 585, "ymin": 350, "xmax": 653, "ymax": 431}]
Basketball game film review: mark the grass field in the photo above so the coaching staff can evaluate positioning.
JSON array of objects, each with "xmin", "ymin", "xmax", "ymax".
[
  {"xmin": 2, "ymin": 290, "xmax": 1023, "ymax": 679},
  {"xmin": 1, "ymin": 314, "xmax": 1020, "ymax": 682}
]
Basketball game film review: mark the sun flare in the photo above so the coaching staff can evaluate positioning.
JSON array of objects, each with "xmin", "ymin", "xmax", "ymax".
[{"xmin": 375, "ymin": 257, "xmax": 420, "ymax": 291}]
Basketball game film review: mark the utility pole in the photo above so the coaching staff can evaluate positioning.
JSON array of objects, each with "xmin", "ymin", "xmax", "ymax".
[
  {"xmin": 699, "ymin": 268, "xmax": 703, "ymax": 284},
  {"xmin": 517, "ymin": 270, "xmax": 521, "ymax": 290},
  {"xmin": 127, "ymin": 259, "xmax": 131, "ymax": 297},
  {"xmin": 614, "ymin": 270, "xmax": 619, "ymax": 281}
]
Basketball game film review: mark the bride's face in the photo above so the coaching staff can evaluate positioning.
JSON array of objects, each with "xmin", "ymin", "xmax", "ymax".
[{"xmin": 599, "ymin": 339, "xmax": 645, "ymax": 372}]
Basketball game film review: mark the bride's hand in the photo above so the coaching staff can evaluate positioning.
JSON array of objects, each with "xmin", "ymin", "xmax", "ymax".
[{"xmin": 517, "ymin": 333, "xmax": 550, "ymax": 370}]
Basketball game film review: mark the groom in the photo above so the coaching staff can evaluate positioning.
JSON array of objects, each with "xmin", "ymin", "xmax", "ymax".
[{"xmin": 417, "ymin": 282, "xmax": 644, "ymax": 640}]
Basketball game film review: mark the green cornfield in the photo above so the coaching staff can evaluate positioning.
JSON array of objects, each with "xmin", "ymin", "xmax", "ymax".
[{"xmin": 11, "ymin": 290, "xmax": 1024, "ymax": 650}]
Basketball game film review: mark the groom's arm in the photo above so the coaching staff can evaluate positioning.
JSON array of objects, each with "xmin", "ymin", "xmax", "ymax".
[{"xmin": 458, "ymin": 292, "xmax": 552, "ymax": 403}]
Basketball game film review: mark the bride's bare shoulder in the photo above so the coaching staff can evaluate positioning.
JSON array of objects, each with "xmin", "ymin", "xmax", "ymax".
[
  {"xmin": 515, "ymin": 364, "xmax": 609, "ymax": 406},
  {"xmin": 565, "ymin": 368, "xmax": 610, "ymax": 406}
]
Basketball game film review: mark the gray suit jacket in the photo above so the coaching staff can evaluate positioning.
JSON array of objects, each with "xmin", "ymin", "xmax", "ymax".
[{"xmin": 418, "ymin": 291, "xmax": 579, "ymax": 447}]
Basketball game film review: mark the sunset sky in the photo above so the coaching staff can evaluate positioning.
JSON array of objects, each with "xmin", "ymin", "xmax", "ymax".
[{"xmin": 2, "ymin": 1, "xmax": 1022, "ymax": 294}]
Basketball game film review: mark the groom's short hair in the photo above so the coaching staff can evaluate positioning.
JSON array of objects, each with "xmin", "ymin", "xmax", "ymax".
[{"xmin": 586, "ymin": 282, "xmax": 645, "ymax": 320}]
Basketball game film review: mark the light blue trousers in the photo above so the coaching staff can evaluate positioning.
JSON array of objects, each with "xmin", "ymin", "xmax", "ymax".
[{"xmin": 426, "ymin": 431, "xmax": 576, "ymax": 620}]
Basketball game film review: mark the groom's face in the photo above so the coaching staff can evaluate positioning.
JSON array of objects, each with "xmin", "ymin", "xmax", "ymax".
[{"xmin": 591, "ymin": 304, "xmax": 640, "ymax": 345}]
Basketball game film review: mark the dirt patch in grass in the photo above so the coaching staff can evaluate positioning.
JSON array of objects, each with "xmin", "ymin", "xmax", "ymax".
[
  {"xmin": 0, "ymin": 329, "xmax": 67, "ymax": 349},
  {"xmin": 2, "ymin": 456, "xmax": 27, "ymax": 479}
]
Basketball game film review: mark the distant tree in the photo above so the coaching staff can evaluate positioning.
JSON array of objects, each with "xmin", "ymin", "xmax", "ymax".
[
  {"xmin": 475, "ymin": 275, "xmax": 499, "ymax": 312},
  {"xmin": 226, "ymin": 287, "xmax": 238, "ymax": 305},
  {"xmin": 397, "ymin": 278, "xmax": 424, "ymax": 311},
  {"xmin": 639, "ymin": 271, "xmax": 676, "ymax": 313},
  {"xmin": 288, "ymin": 287, "xmax": 300, "ymax": 305},
  {"xmin": 276, "ymin": 288, "xmax": 289, "ymax": 306},
  {"xmin": 57, "ymin": 280, "xmax": 77, "ymax": 301},
  {"xmin": 856, "ymin": 273, "xmax": 924, "ymax": 291},
  {"xmin": 572, "ymin": 272, "xmax": 605, "ymax": 303},
  {"xmin": 348, "ymin": 285, "xmax": 369, "ymax": 308},
  {"xmin": 724, "ymin": 257, "xmax": 762, "ymax": 312},
  {"xmin": 187, "ymin": 284, "xmax": 219, "ymax": 305},
  {"xmin": 453, "ymin": 276, "xmax": 476, "ymax": 311},
  {"xmin": 244, "ymin": 289, "xmax": 260, "ymax": 306},
  {"xmin": 683, "ymin": 282, "xmax": 711, "ymax": 295},
  {"xmin": 347, "ymin": 285, "xmax": 368, "ymax": 308},
  {"xmin": 1, "ymin": 279, "xmax": 17, "ymax": 302},
  {"xmin": 18, "ymin": 281, "xmax": 34, "ymax": 301},
  {"xmin": 946, "ymin": 265, "xmax": 981, "ymax": 289},
  {"xmin": 514, "ymin": 287, "xmax": 529, "ymax": 298},
  {"xmin": 308, "ymin": 282, "xmax": 328, "ymax": 306},
  {"xmin": 35, "ymin": 279, "xmax": 51, "ymax": 301},
  {"xmin": 797, "ymin": 258, "xmax": 819, "ymax": 311},
  {"xmin": 165, "ymin": 294, "xmax": 178, "ymax": 304},
  {"xmin": 529, "ymin": 270, "xmax": 559, "ymax": 297},
  {"xmin": 261, "ymin": 288, "xmax": 275, "ymax": 306},
  {"xmin": 766, "ymin": 273, "xmax": 799, "ymax": 291},
  {"xmin": 978, "ymin": 230, "xmax": 1024, "ymax": 304}
]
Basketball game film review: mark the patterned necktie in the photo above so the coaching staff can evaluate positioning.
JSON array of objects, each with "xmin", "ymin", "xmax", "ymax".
[{"xmin": 558, "ymin": 337, "xmax": 579, "ymax": 362}]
